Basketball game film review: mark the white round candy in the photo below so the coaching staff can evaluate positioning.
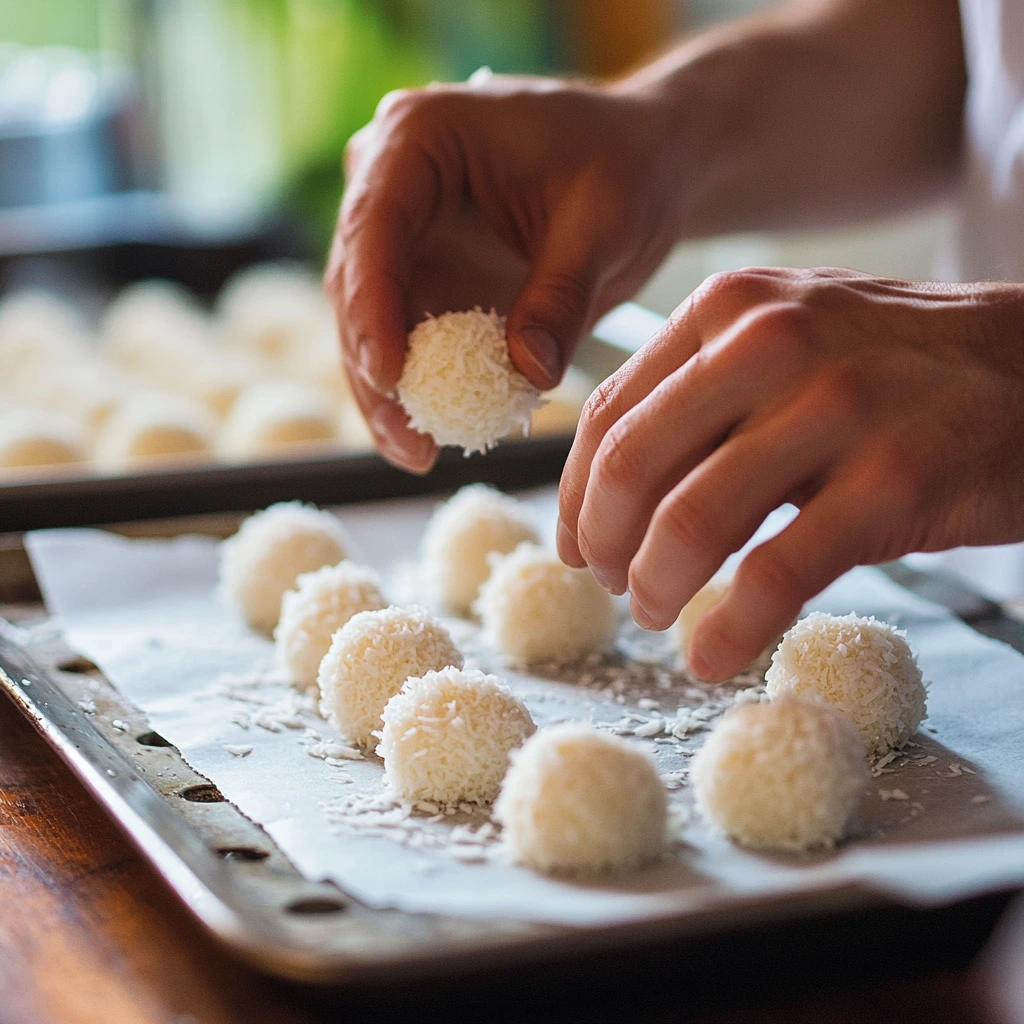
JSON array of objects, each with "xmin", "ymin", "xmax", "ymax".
[
  {"xmin": 102, "ymin": 279, "xmax": 210, "ymax": 358},
  {"xmin": 219, "ymin": 502, "xmax": 350, "ymax": 633},
  {"xmin": 275, "ymin": 562, "xmax": 386, "ymax": 688},
  {"xmin": 691, "ymin": 694, "xmax": 868, "ymax": 851},
  {"xmin": 494, "ymin": 725, "xmax": 668, "ymax": 873},
  {"xmin": 420, "ymin": 484, "xmax": 539, "ymax": 615},
  {"xmin": 218, "ymin": 380, "xmax": 337, "ymax": 460},
  {"xmin": 379, "ymin": 667, "xmax": 535, "ymax": 805},
  {"xmin": 0, "ymin": 409, "xmax": 84, "ymax": 471},
  {"xmin": 477, "ymin": 543, "xmax": 615, "ymax": 664},
  {"xmin": 397, "ymin": 309, "xmax": 542, "ymax": 454},
  {"xmin": 93, "ymin": 393, "xmax": 215, "ymax": 471},
  {"xmin": 318, "ymin": 605, "xmax": 463, "ymax": 750},
  {"xmin": 765, "ymin": 612, "xmax": 926, "ymax": 756},
  {"xmin": 217, "ymin": 263, "xmax": 331, "ymax": 360}
]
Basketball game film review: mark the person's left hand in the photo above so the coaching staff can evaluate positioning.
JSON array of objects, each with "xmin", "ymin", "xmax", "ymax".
[{"xmin": 557, "ymin": 267, "xmax": 1024, "ymax": 681}]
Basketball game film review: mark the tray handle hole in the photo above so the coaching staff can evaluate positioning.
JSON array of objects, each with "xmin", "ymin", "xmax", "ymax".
[
  {"xmin": 178, "ymin": 784, "xmax": 225, "ymax": 803},
  {"xmin": 285, "ymin": 897, "xmax": 347, "ymax": 916},
  {"xmin": 136, "ymin": 731, "xmax": 173, "ymax": 748},
  {"xmin": 215, "ymin": 845, "xmax": 270, "ymax": 862}
]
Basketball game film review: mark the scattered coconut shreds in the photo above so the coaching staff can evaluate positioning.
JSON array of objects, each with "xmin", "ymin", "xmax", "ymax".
[
  {"xmin": 78, "ymin": 699, "xmax": 96, "ymax": 714},
  {"xmin": 225, "ymin": 744, "xmax": 253, "ymax": 758},
  {"xmin": 305, "ymin": 740, "xmax": 363, "ymax": 761},
  {"xmin": 879, "ymin": 789, "xmax": 910, "ymax": 801},
  {"xmin": 972, "ymin": 795, "xmax": 992, "ymax": 805},
  {"xmin": 111, "ymin": 719, "xmax": 129, "ymax": 732}
]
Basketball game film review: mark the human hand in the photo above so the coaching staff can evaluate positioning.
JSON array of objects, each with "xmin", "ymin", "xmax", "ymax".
[
  {"xmin": 558, "ymin": 267, "xmax": 1024, "ymax": 680},
  {"xmin": 325, "ymin": 74, "xmax": 685, "ymax": 471}
]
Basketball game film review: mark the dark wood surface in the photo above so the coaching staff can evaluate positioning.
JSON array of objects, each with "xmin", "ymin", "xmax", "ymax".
[{"xmin": 0, "ymin": 685, "xmax": 1008, "ymax": 1024}]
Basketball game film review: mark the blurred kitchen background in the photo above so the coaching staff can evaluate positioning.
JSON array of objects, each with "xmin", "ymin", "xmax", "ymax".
[
  {"xmin": 0, "ymin": 0, "xmax": 949, "ymax": 308},
  {"xmin": 0, "ymin": 0, "xmax": 954, "ymax": 493}
]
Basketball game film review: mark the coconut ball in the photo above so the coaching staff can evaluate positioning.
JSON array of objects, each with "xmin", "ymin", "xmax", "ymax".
[
  {"xmin": 379, "ymin": 667, "xmax": 535, "ymax": 805},
  {"xmin": 275, "ymin": 562, "xmax": 386, "ymax": 688},
  {"xmin": 0, "ymin": 290, "xmax": 83, "ymax": 349},
  {"xmin": 101, "ymin": 279, "xmax": 210, "ymax": 356},
  {"xmin": 765, "ymin": 612, "xmax": 926, "ymax": 756},
  {"xmin": 0, "ymin": 409, "xmax": 84, "ymax": 471},
  {"xmin": 477, "ymin": 543, "xmax": 616, "ymax": 664},
  {"xmin": 217, "ymin": 262, "xmax": 332, "ymax": 360},
  {"xmin": 397, "ymin": 309, "xmax": 543, "ymax": 454},
  {"xmin": 218, "ymin": 380, "xmax": 337, "ymax": 460},
  {"xmin": 420, "ymin": 484, "xmax": 540, "ymax": 615},
  {"xmin": 93, "ymin": 393, "xmax": 215, "ymax": 471},
  {"xmin": 691, "ymin": 694, "xmax": 868, "ymax": 851},
  {"xmin": 494, "ymin": 725, "xmax": 668, "ymax": 873},
  {"xmin": 318, "ymin": 605, "xmax": 464, "ymax": 750},
  {"xmin": 219, "ymin": 502, "xmax": 350, "ymax": 633}
]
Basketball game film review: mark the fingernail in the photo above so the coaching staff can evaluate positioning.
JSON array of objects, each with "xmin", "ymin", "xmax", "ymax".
[
  {"xmin": 687, "ymin": 639, "xmax": 714, "ymax": 682},
  {"xmin": 556, "ymin": 518, "xmax": 586, "ymax": 568},
  {"xmin": 517, "ymin": 327, "xmax": 561, "ymax": 389},
  {"xmin": 370, "ymin": 404, "xmax": 434, "ymax": 472},
  {"xmin": 630, "ymin": 596, "xmax": 659, "ymax": 632},
  {"xmin": 357, "ymin": 336, "xmax": 383, "ymax": 392},
  {"xmin": 590, "ymin": 565, "xmax": 623, "ymax": 596}
]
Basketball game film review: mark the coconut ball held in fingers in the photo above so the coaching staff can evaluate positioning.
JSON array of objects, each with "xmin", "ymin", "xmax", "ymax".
[{"xmin": 397, "ymin": 310, "xmax": 543, "ymax": 455}]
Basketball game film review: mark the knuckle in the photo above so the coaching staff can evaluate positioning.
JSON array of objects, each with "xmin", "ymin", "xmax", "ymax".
[
  {"xmin": 533, "ymin": 268, "xmax": 592, "ymax": 320},
  {"xmin": 724, "ymin": 299, "xmax": 819, "ymax": 368},
  {"xmin": 738, "ymin": 546, "xmax": 806, "ymax": 609},
  {"xmin": 654, "ymin": 490, "xmax": 717, "ymax": 556},
  {"xmin": 693, "ymin": 268, "xmax": 769, "ymax": 312},
  {"xmin": 375, "ymin": 87, "xmax": 417, "ymax": 121},
  {"xmin": 378, "ymin": 86, "xmax": 457, "ymax": 130},
  {"xmin": 575, "ymin": 518, "xmax": 615, "ymax": 571},
  {"xmin": 592, "ymin": 422, "xmax": 640, "ymax": 493},
  {"xmin": 578, "ymin": 375, "xmax": 625, "ymax": 438}
]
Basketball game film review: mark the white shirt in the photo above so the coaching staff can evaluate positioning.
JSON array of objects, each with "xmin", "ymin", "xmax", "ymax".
[
  {"xmin": 918, "ymin": 0, "xmax": 1024, "ymax": 599},
  {"xmin": 951, "ymin": 0, "xmax": 1024, "ymax": 282}
]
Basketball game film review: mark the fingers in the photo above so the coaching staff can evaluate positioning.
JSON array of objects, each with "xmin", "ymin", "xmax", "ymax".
[
  {"xmin": 556, "ymin": 308, "xmax": 702, "ymax": 567},
  {"xmin": 338, "ymin": 142, "xmax": 442, "ymax": 394},
  {"xmin": 626, "ymin": 379, "xmax": 854, "ymax": 631},
  {"xmin": 687, "ymin": 477, "xmax": 874, "ymax": 682},
  {"xmin": 558, "ymin": 293, "xmax": 806, "ymax": 572},
  {"xmin": 574, "ymin": 311, "xmax": 803, "ymax": 593},
  {"xmin": 347, "ymin": 370, "xmax": 438, "ymax": 474},
  {"xmin": 506, "ymin": 195, "xmax": 608, "ymax": 390}
]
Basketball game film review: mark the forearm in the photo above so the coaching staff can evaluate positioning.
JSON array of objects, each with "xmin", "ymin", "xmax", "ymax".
[{"xmin": 617, "ymin": 0, "xmax": 966, "ymax": 237}]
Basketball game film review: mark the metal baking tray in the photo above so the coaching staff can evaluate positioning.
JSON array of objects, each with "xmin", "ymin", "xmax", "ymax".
[{"xmin": 1, "ymin": 535, "xmax": 1022, "ymax": 990}]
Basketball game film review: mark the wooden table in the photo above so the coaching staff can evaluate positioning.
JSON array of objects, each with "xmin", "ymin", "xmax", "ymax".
[{"xmin": 0, "ymin": 688, "xmax": 1010, "ymax": 1024}]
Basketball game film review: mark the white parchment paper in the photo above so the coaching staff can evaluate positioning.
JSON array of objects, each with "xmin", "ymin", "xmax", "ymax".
[{"xmin": 24, "ymin": 489, "xmax": 1024, "ymax": 926}]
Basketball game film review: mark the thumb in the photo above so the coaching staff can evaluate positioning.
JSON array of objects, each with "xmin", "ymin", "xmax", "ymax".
[{"xmin": 507, "ymin": 210, "xmax": 604, "ymax": 391}]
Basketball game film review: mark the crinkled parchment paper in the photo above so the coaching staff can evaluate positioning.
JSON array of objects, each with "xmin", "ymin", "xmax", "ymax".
[{"xmin": 24, "ymin": 489, "xmax": 1024, "ymax": 926}]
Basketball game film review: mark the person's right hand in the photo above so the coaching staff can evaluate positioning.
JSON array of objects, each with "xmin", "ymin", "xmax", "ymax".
[{"xmin": 325, "ymin": 73, "xmax": 686, "ymax": 472}]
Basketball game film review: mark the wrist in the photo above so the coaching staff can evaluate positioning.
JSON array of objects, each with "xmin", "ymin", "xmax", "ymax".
[{"xmin": 608, "ymin": 42, "xmax": 750, "ymax": 242}]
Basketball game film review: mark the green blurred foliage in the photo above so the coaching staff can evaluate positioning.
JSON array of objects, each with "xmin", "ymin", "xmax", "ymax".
[
  {"xmin": 2, "ymin": 0, "xmax": 558, "ymax": 256},
  {"xmin": 0, "ymin": 1, "xmax": 102, "ymax": 48},
  {"xmin": 267, "ymin": 0, "xmax": 557, "ymax": 255}
]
